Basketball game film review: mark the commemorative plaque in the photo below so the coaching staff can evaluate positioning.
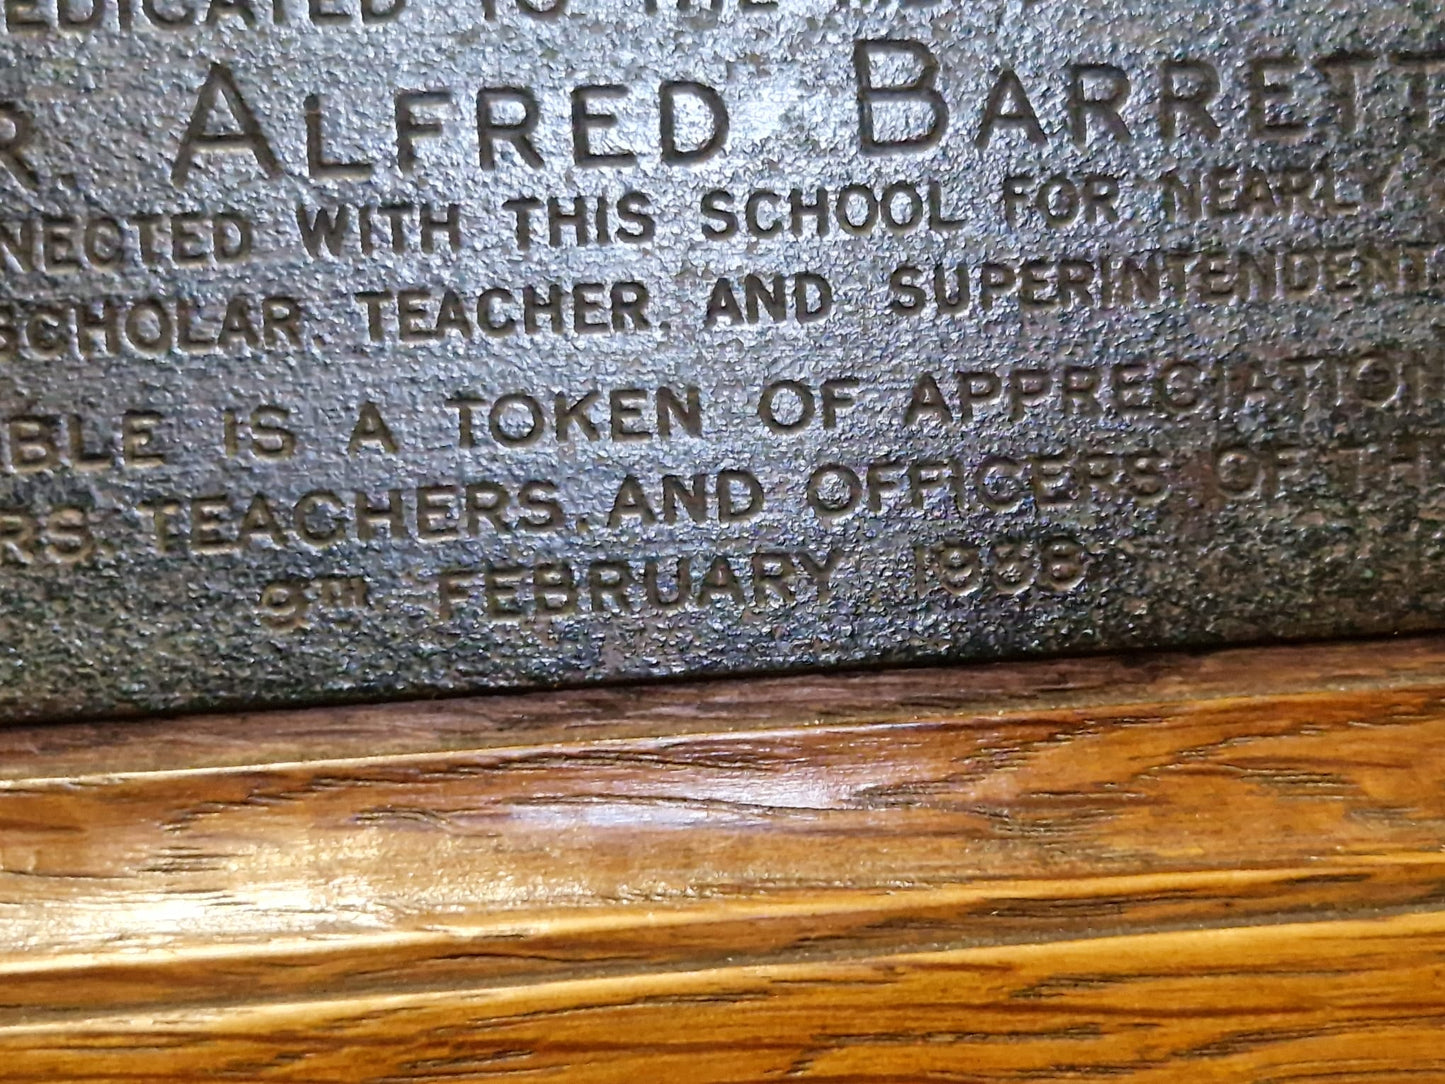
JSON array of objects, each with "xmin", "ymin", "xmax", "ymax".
[{"xmin": 1, "ymin": 0, "xmax": 1443, "ymax": 720}]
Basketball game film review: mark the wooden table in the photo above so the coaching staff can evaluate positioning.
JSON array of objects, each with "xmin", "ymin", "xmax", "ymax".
[{"xmin": 4, "ymin": 636, "xmax": 1445, "ymax": 1080}]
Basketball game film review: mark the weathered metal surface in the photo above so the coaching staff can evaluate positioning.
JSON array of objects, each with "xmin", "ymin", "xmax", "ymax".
[{"xmin": 0, "ymin": 0, "xmax": 1442, "ymax": 720}]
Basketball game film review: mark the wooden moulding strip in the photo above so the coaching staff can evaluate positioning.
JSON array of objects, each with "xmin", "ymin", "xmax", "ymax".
[
  {"xmin": 2, "ymin": 910, "xmax": 1444, "ymax": 1083},
  {"xmin": 3, "ymin": 857, "xmax": 1445, "ymax": 1021},
  {"xmin": 4, "ymin": 635, "xmax": 1445, "ymax": 1078}
]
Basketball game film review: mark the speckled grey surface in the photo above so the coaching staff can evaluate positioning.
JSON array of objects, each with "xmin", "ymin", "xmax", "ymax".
[{"xmin": 1, "ymin": 0, "xmax": 1443, "ymax": 721}]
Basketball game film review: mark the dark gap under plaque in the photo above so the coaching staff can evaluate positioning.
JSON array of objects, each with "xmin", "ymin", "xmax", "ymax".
[{"xmin": 1, "ymin": 0, "xmax": 1443, "ymax": 720}]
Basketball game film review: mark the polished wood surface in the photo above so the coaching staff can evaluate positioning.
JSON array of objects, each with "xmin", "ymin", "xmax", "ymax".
[{"xmin": 5, "ymin": 637, "xmax": 1445, "ymax": 1080}]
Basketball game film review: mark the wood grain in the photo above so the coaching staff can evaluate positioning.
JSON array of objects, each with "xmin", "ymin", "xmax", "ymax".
[{"xmin": 4, "ymin": 636, "xmax": 1445, "ymax": 1080}]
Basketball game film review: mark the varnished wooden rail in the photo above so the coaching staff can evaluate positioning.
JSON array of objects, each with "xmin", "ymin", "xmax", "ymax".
[{"xmin": 4, "ymin": 637, "xmax": 1445, "ymax": 1080}]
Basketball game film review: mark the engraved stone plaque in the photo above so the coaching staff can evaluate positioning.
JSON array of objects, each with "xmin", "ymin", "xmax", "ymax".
[{"xmin": 1, "ymin": 0, "xmax": 1444, "ymax": 720}]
